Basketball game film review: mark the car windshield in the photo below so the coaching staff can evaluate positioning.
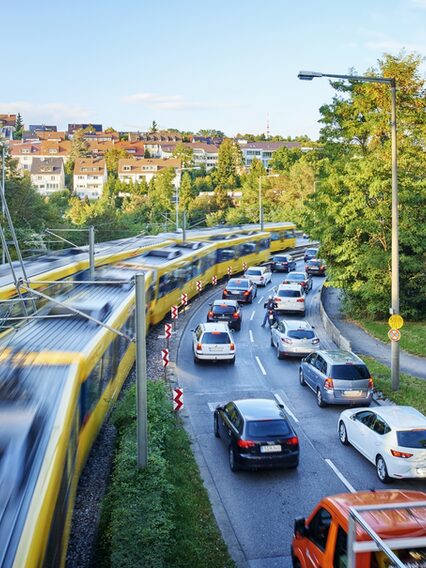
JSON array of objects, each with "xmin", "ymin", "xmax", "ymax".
[
  {"xmin": 274, "ymin": 256, "xmax": 288, "ymax": 262},
  {"xmin": 307, "ymin": 249, "xmax": 318, "ymax": 255},
  {"xmin": 330, "ymin": 364, "xmax": 370, "ymax": 380},
  {"xmin": 287, "ymin": 274, "xmax": 305, "ymax": 281},
  {"xmin": 227, "ymin": 280, "xmax": 249, "ymax": 289},
  {"xmin": 212, "ymin": 305, "xmax": 236, "ymax": 315},
  {"xmin": 202, "ymin": 332, "xmax": 231, "ymax": 344},
  {"xmin": 307, "ymin": 260, "xmax": 321, "ymax": 266},
  {"xmin": 246, "ymin": 269, "xmax": 261, "ymax": 276},
  {"xmin": 246, "ymin": 419, "xmax": 291, "ymax": 437},
  {"xmin": 396, "ymin": 429, "xmax": 426, "ymax": 448},
  {"xmin": 278, "ymin": 290, "xmax": 301, "ymax": 298},
  {"xmin": 287, "ymin": 330, "xmax": 315, "ymax": 339}
]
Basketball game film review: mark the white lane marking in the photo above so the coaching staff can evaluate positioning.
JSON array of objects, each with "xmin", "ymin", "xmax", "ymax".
[
  {"xmin": 273, "ymin": 393, "xmax": 299, "ymax": 423},
  {"xmin": 249, "ymin": 330, "xmax": 254, "ymax": 343},
  {"xmin": 325, "ymin": 459, "xmax": 356, "ymax": 493},
  {"xmin": 257, "ymin": 295, "xmax": 264, "ymax": 304},
  {"xmin": 250, "ymin": 310, "xmax": 255, "ymax": 320},
  {"xmin": 255, "ymin": 356, "xmax": 267, "ymax": 375},
  {"xmin": 268, "ymin": 285, "xmax": 275, "ymax": 291}
]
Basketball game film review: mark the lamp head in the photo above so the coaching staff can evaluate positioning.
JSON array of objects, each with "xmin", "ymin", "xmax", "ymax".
[{"xmin": 298, "ymin": 70, "xmax": 323, "ymax": 81}]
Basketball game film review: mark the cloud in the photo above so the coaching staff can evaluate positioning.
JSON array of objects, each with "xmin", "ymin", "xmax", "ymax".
[
  {"xmin": 120, "ymin": 92, "xmax": 210, "ymax": 110},
  {"xmin": 0, "ymin": 101, "xmax": 91, "ymax": 123},
  {"xmin": 364, "ymin": 39, "xmax": 426, "ymax": 53}
]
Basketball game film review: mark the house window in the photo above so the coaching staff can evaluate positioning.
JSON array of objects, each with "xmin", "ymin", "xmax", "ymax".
[
  {"xmin": 38, "ymin": 176, "xmax": 42, "ymax": 180},
  {"xmin": 123, "ymin": 165, "xmax": 131, "ymax": 171},
  {"xmin": 51, "ymin": 176, "xmax": 56, "ymax": 180}
]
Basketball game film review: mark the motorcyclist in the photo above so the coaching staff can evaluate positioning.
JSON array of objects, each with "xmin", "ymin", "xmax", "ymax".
[{"xmin": 261, "ymin": 295, "xmax": 278, "ymax": 327}]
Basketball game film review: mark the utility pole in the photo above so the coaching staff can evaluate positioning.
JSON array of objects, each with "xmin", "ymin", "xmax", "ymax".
[
  {"xmin": 89, "ymin": 225, "xmax": 95, "ymax": 277},
  {"xmin": 1, "ymin": 144, "xmax": 5, "ymax": 265},
  {"xmin": 135, "ymin": 273, "xmax": 148, "ymax": 468}
]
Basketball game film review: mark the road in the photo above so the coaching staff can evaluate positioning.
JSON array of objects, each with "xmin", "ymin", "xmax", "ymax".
[{"xmin": 175, "ymin": 261, "xmax": 424, "ymax": 568}]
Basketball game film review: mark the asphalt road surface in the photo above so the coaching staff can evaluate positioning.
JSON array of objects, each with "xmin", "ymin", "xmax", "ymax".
[{"xmin": 175, "ymin": 260, "xmax": 425, "ymax": 568}]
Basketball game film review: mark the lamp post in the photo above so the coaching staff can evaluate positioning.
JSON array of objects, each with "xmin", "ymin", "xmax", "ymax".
[
  {"xmin": 299, "ymin": 70, "xmax": 400, "ymax": 389},
  {"xmin": 258, "ymin": 173, "xmax": 279, "ymax": 231}
]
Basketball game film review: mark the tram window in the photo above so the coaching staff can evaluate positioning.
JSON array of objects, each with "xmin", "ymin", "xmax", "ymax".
[
  {"xmin": 191, "ymin": 258, "xmax": 202, "ymax": 278},
  {"xmin": 284, "ymin": 230, "xmax": 295, "ymax": 238},
  {"xmin": 270, "ymin": 232, "xmax": 280, "ymax": 241},
  {"xmin": 239, "ymin": 242, "xmax": 256, "ymax": 256},
  {"xmin": 158, "ymin": 272, "xmax": 178, "ymax": 298},
  {"xmin": 217, "ymin": 247, "xmax": 236, "ymax": 262}
]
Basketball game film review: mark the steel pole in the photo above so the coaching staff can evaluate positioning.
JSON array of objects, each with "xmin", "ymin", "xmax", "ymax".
[
  {"xmin": 175, "ymin": 183, "xmax": 179, "ymax": 231},
  {"xmin": 89, "ymin": 225, "xmax": 95, "ymax": 277},
  {"xmin": 258, "ymin": 177, "xmax": 264, "ymax": 231},
  {"xmin": 1, "ymin": 144, "xmax": 5, "ymax": 264},
  {"xmin": 182, "ymin": 210, "xmax": 186, "ymax": 242},
  {"xmin": 390, "ymin": 80, "xmax": 400, "ymax": 390},
  {"xmin": 135, "ymin": 273, "xmax": 148, "ymax": 468}
]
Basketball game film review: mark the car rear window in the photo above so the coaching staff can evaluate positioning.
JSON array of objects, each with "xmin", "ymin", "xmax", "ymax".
[
  {"xmin": 288, "ymin": 330, "xmax": 315, "ymax": 339},
  {"xmin": 307, "ymin": 260, "xmax": 321, "ymax": 266},
  {"xmin": 202, "ymin": 332, "xmax": 231, "ymax": 344},
  {"xmin": 212, "ymin": 305, "xmax": 235, "ymax": 315},
  {"xmin": 307, "ymin": 249, "xmax": 318, "ymax": 255},
  {"xmin": 330, "ymin": 364, "xmax": 370, "ymax": 380},
  {"xmin": 246, "ymin": 269, "xmax": 261, "ymax": 276},
  {"xmin": 278, "ymin": 289, "xmax": 301, "ymax": 298},
  {"xmin": 246, "ymin": 419, "xmax": 291, "ymax": 437},
  {"xmin": 227, "ymin": 280, "xmax": 249, "ymax": 289},
  {"xmin": 396, "ymin": 429, "xmax": 426, "ymax": 448},
  {"xmin": 286, "ymin": 274, "xmax": 305, "ymax": 281},
  {"xmin": 274, "ymin": 256, "xmax": 288, "ymax": 262}
]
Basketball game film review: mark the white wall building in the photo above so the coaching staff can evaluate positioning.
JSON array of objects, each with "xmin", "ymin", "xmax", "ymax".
[
  {"xmin": 30, "ymin": 157, "xmax": 65, "ymax": 195},
  {"xmin": 118, "ymin": 158, "xmax": 182, "ymax": 189},
  {"xmin": 239, "ymin": 141, "xmax": 301, "ymax": 169},
  {"xmin": 74, "ymin": 157, "xmax": 108, "ymax": 199}
]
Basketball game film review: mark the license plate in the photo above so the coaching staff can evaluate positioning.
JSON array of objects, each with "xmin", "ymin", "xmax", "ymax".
[
  {"xmin": 260, "ymin": 445, "xmax": 281, "ymax": 453},
  {"xmin": 343, "ymin": 390, "xmax": 363, "ymax": 397}
]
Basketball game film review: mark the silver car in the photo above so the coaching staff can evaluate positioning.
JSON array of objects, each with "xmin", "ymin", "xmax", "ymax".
[
  {"xmin": 271, "ymin": 320, "xmax": 320, "ymax": 359},
  {"xmin": 192, "ymin": 322, "xmax": 236, "ymax": 365}
]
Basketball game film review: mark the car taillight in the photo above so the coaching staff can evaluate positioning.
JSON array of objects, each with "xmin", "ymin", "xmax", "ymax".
[
  {"xmin": 232, "ymin": 312, "xmax": 240, "ymax": 319},
  {"xmin": 281, "ymin": 337, "xmax": 293, "ymax": 344},
  {"xmin": 391, "ymin": 449, "xmax": 413, "ymax": 458},
  {"xmin": 243, "ymin": 290, "xmax": 250, "ymax": 296},
  {"xmin": 230, "ymin": 343, "xmax": 235, "ymax": 350},
  {"xmin": 320, "ymin": 266, "xmax": 325, "ymax": 270},
  {"xmin": 274, "ymin": 297, "xmax": 281, "ymax": 303},
  {"xmin": 208, "ymin": 311, "xmax": 214, "ymax": 317},
  {"xmin": 312, "ymin": 338, "xmax": 320, "ymax": 345},
  {"xmin": 324, "ymin": 378, "xmax": 334, "ymax": 390},
  {"xmin": 223, "ymin": 289, "xmax": 229, "ymax": 295},
  {"xmin": 287, "ymin": 436, "xmax": 299, "ymax": 446},
  {"xmin": 237, "ymin": 439, "xmax": 255, "ymax": 448},
  {"xmin": 196, "ymin": 343, "xmax": 202, "ymax": 350},
  {"xmin": 368, "ymin": 378, "xmax": 374, "ymax": 389},
  {"xmin": 296, "ymin": 298, "xmax": 305, "ymax": 303}
]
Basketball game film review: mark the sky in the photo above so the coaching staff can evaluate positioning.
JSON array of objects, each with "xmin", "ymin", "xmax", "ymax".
[{"xmin": 1, "ymin": 0, "xmax": 426, "ymax": 139}]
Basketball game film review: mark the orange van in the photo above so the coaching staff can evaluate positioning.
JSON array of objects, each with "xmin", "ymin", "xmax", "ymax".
[{"xmin": 291, "ymin": 490, "xmax": 426, "ymax": 567}]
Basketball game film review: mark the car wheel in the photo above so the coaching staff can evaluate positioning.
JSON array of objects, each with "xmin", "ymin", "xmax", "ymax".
[
  {"xmin": 229, "ymin": 357, "xmax": 236, "ymax": 365},
  {"xmin": 317, "ymin": 388, "xmax": 326, "ymax": 407},
  {"xmin": 376, "ymin": 455, "xmax": 392, "ymax": 484},
  {"xmin": 229, "ymin": 446, "xmax": 240, "ymax": 472},
  {"xmin": 338, "ymin": 421, "xmax": 349, "ymax": 445},
  {"xmin": 214, "ymin": 414, "xmax": 220, "ymax": 438},
  {"xmin": 299, "ymin": 368, "xmax": 306, "ymax": 386},
  {"xmin": 270, "ymin": 335, "xmax": 274, "ymax": 347},
  {"xmin": 235, "ymin": 324, "xmax": 241, "ymax": 331},
  {"xmin": 276, "ymin": 346, "xmax": 283, "ymax": 359},
  {"xmin": 194, "ymin": 354, "xmax": 200, "ymax": 364}
]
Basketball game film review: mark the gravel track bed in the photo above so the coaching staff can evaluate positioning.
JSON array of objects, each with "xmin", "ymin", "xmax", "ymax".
[{"xmin": 66, "ymin": 288, "xmax": 217, "ymax": 567}]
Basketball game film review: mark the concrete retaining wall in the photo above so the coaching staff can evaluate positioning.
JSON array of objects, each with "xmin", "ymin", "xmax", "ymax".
[{"xmin": 319, "ymin": 287, "xmax": 352, "ymax": 352}]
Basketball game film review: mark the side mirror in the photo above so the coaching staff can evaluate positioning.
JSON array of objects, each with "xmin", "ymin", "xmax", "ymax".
[
  {"xmin": 190, "ymin": 329, "xmax": 195, "ymax": 332},
  {"xmin": 294, "ymin": 517, "xmax": 306, "ymax": 537},
  {"xmin": 208, "ymin": 303, "xmax": 212, "ymax": 307}
]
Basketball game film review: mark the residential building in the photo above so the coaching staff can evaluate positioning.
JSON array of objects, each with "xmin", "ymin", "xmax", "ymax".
[
  {"xmin": 118, "ymin": 158, "xmax": 181, "ymax": 189},
  {"xmin": 39, "ymin": 141, "xmax": 72, "ymax": 163},
  {"xmin": 140, "ymin": 131, "xmax": 183, "ymax": 142},
  {"xmin": 30, "ymin": 157, "xmax": 65, "ymax": 195},
  {"xmin": 68, "ymin": 123, "xmax": 103, "ymax": 135},
  {"xmin": 23, "ymin": 130, "xmax": 66, "ymax": 142},
  {"xmin": 239, "ymin": 141, "xmax": 301, "ymax": 169},
  {"xmin": 87, "ymin": 140, "xmax": 115, "ymax": 156},
  {"xmin": 115, "ymin": 141, "xmax": 146, "ymax": 157},
  {"xmin": 9, "ymin": 141, "xmax": 41, "ymax": 172},
  {"xmin": 0, "ymin": 114, "xmax": 17, "ymax": 139},
  {"xmin": 73, "ymin": 157, "xmax": 107, "ymax": 199},
  {"xmin": 83, "ymin": 131, "xmax": 119, "ymax": 142},
  {"xmin": 159, "ymin": 142, "xmax": 219, "ymax": 171},
  {"xmin": 29, "ymin": 124, "xmax": 57, "ymax": 133}
]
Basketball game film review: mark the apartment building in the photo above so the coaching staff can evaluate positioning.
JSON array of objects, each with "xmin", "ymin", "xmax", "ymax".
[
  {"xmin": 30, "ymin": 157, "xmax": 65, "ymax": 195},
  {"xmin": 0, "ymin": 114, "xmax": 16, "ymax": 139},
  {"xmin": 73, "ymin": 157, "xmax": 108, "ymax": 199},
  {"xmin": 118, "ymin": 158, "xmax": 181, "ymax": 188},
  {"xmin": 239, "ymin": 141, "xmax": 301, "ymax": 169},
  {"xmin": 159, "ymin": 142, "xmax": 219, "ymax": 170}
]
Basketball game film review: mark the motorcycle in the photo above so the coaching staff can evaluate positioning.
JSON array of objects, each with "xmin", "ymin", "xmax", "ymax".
[{"xmin": 267, "ymin": 308, "xmax": 278, "ymax": 328}]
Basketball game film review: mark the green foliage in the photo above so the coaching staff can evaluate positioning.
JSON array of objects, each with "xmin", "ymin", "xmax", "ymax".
[
  {"xmin": 196, "ymin": 128, "xmax": 225, "ymax": 138},
  {"xmin": 172, "ymin": 143, "xmax": 193, "ymax": 168},
  {"xmin": 70, "ymin": 129, "xmax": 90, "ymax": 160},
  {"xmin": 149, "ymin": 120, "xmax": 158, "ymax": 133},
  {"xmin": 216, "ymin": 139, "xmax": 243, "ymax": 188},
  {"xmin": 104, "ymin": 147, "xmax": 128, "ymax": 176},
  {"xmin": 95, "ymin": 381, "xmax": 234, "ymax": 568},
  {"xmin": 268, "ymin": 146, "xmax": 303, "ymax": 172},
  {"xmin": 353, "ymin": 320, "xmax": 426, "ymax": 357},
  {"xmin": 179, "ymin": 172, "xmax": 195, "ymax": 212},
  {"xmin": 14, "ymin": 113, "xmax": 24, "ymax": 140}
]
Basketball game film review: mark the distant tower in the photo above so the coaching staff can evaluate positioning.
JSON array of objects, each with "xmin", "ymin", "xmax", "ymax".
[{"xmin": 266, "ymin": 113, "xmax": 270, "ymax": 140}]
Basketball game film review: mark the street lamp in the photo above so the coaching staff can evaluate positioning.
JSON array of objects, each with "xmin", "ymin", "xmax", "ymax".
[
  {"xmin": 299, "ymin": 69, "xmax": 400, "ymax": 390},
  {"xmin": 259, "ymin": 174, "xmax": 279, "ymax": 231}
]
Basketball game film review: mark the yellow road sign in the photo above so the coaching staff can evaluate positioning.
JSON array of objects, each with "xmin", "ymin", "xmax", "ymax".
[
  {"xmin": 388, "ymin": 314, "xmax": 404, "ymax": 329},
  {"xmin": 388, "ymin": 328, "xmax": 401, "ymax": 342}
]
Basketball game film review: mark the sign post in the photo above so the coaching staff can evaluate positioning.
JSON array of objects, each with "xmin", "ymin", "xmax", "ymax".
[
  {"xmin": 242, "ymin": 262, "xmax": 247, "ymax": 273},
  {"xmin": 164, "ymin": 322, "xmax": 172, "ymax": 350},
  {"xmin": 212, "ymin": 275, "xmax": 217, "ymax": 287},
  {"xmin": 161, "ymin": 348, "xmax": 169, "ymax": 380},
  {"xmin": 173, "ymin": 387, "xmax": 183, "ymax": 411},
  {"xmin": 388, "ymin": 328, "xmax": 401, "ymax": 342},
  {"xmin": 196, "ymin": 279, "xmax": 202, "ymax": 298},
  {"xmin": 227, "ymin": 266, "xmax": 232, "ymax": 278}
]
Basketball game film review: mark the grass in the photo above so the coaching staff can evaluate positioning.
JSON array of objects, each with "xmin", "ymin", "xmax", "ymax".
[
  {"xmin": 95, "ymin": 380, "xmax": 235, "ymax": 568},
  {"xmin": 353, "ymin": 319, "xmax": 426, "ymax": 358},
  {"xmin": 362, "ymin": 356, "xmax": 426, "ymax": 415}
]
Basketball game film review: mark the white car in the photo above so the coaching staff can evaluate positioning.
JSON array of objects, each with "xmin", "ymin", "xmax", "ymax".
[
  {"xmin": 273, "ymin": 284, "xmax": 306, "ymax": 315},
  {"xmin": 192, "ymin": 322, "xmax": 236, "ymax": 364},
  {"xmin": 244, "ymin": 266, "xmax": 272, "ymax": 287},
  {"xmin": 338, "ymin": 405, "xmax": 426, "ymax": 483},
  {"xmin": 271, "ymin": 320, "xmax": 320, "ymax": 358}
]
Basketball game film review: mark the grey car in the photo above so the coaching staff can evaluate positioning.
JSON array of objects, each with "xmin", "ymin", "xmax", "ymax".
[
  {"xmin": 299, "ymin": 350, "xmax": 374, "ymax": 408},
  {"xmin": 270, "ymin": 320, "xmax": 320, "ymax": 359}
]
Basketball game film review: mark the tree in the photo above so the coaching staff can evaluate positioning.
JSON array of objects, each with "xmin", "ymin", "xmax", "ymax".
[
  {"xmin": 216, "ymin": 139, "xmax": 244, "ymax": 188},
  {"xmin": 268, "ymin": 146, "xmax": 303, "ymax": 172},
  {"xmin": 239, "ymin": 158, "xmax": 266, "ymax": 222},
  {"xmin": 196, "ymin": 129, "xmax": 225, "ymax": 139},
  {"xmin": 14, "ymin": 113, "xmax": 24, "ymax": 140},
  {"xmin": 172, "ymin": 143, "xmax": 193, "ymax": 168},
  {"xmin": 104, "ymin": 147, "xmax": 128, "ymax": 176},
  {"xmin": 305, "ymin": 52, "xmax": 426, "ymax": 318},
  {"xmin": 105, "ymin": 126, "xmax": 117, "ymax": 133},
  {"xmin": 149, "ymin": 120, "xmax": 158, "ymax": 133},
  {"xmin": 178, "ymin": 172, "xmax": 195, "ymax": 212},
  {"xmin": 144, "ymin": 148, "xmax": 151, "ymax": 158},
  {"xmin": 148, "ymin": 168, "xmax": 175, "ymax": 223},
  {"xmin": 70, "ymin": 129, "xmax": 90, "ymax": 160}
]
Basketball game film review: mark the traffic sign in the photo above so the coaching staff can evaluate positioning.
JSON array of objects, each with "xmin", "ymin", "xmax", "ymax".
[
  {"xmin": 161, "ymin": 348, "xmax": 170, "ymax": 367},
  {"xmin": 196, "ymin": 280, "xmax": 202, "ymax": 293},
  {"xmin": 212, "ymin": 275, "xmax": 217, "ymax": 286},
  {"xmin": 242, "ymin": 262, "xmax": 247, "ymax": 272},
  {"xmin": 173, "ymin": 387, "xmax": 183, "ymax": 411},
  {"xmin": 227, "ymin": 266, "xmax": 232, "ymax": 276},
  {"xmin": 181, "ymin": 292, "xmax": 188, "ymax": 306},
  {"xmin": 388, "ymin": 314, "xmax": 404, "ymax": 329},
  {"xmin": 164, "ymin": 323, "xmax": 172, "ymax": 339},
  {"xmin": 171, "ymin": 305, "xmax": 178, "ymax": 319},
  {"xmin": 388, "ymin": 328, "xmax": 401, "ymax": 342}
]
